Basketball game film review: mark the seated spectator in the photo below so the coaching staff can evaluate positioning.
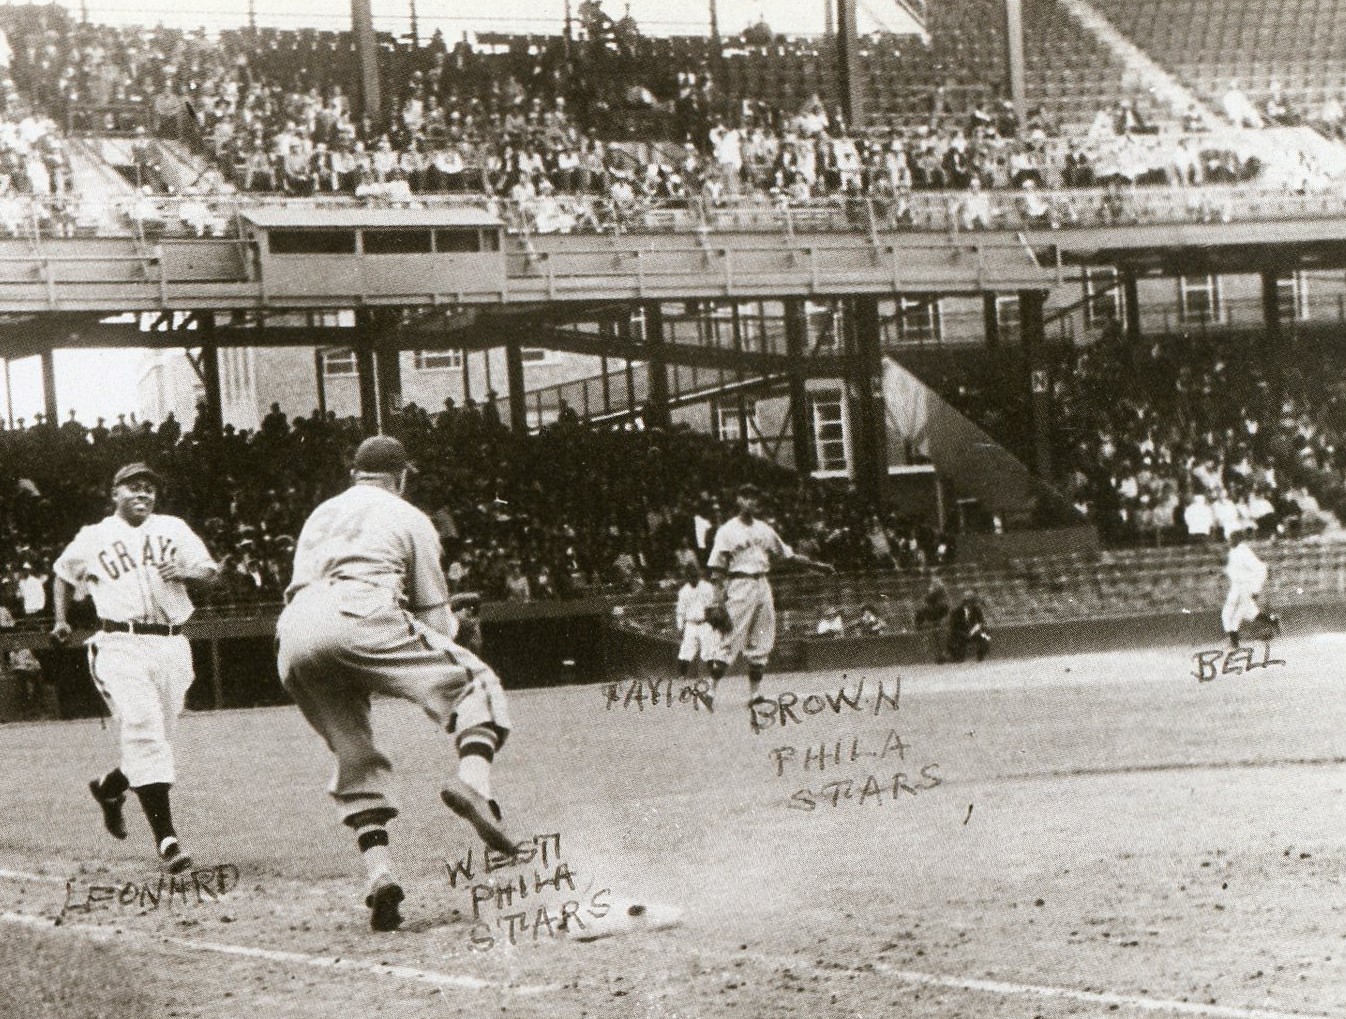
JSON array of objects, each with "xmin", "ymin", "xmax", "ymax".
[
  {"xmin": 816, "ymin": 605, "xmax": 845, "ymax": 638},
  {"xmin": 946, "ymin": 593, "xmax": 990, "ymax": 663},
  {"xmin": 1184, "ymin": 493, "xmax": 1215, "ymax": 542}
]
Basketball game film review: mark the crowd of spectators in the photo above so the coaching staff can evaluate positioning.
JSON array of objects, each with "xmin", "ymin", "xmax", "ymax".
[
  {"xmin": 1047, "ymin": 328, "xmax": 1346, "ymax": 546},
  {"xmin": 0, "ymin": 398, "xmax": 954, "ymax": 628},
  {"xmin": 0, "ymin": 2, "xmax": 1337, "ymax": 243}
]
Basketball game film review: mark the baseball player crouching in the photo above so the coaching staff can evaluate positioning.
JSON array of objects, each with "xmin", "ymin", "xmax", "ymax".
[
  {"xmin": 674, "ymin": 563, "xmax": 722, "ymax": 679},
  {"xmin": 50, "ymin": 462, "xmax": 219, "ymax": 875},
  {"xmin": 276, "ymin": 436, "xmax": 514, "ymax": 932},
  {"xmin": 1222, "ymin": 528, "xmax": 1281, "ymax": 648}
]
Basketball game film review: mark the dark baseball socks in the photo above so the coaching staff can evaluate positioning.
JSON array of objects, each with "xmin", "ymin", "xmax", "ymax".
[
  {"xmin": 133, "ymin": 782, "xmax": 192, "ymax": 872},
  {"xmin": 747, "ymin": 663, "xmax": 764, "ymax": 701}
]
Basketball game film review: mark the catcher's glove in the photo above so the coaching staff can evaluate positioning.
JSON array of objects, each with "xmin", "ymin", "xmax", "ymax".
[{"xmin": 704, "ymin": 603, "xmax": 733, "ymax": 634}]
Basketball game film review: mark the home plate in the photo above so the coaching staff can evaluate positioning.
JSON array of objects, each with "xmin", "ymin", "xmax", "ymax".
[{"xmin": 565, "ymin": 899, "xmax": 683, "ymax": 941}]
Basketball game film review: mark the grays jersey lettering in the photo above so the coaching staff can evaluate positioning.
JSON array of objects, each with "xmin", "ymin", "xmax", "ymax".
[{"xmin": 96, "ymin": 535, "xmax": 177, "ymax": 580}]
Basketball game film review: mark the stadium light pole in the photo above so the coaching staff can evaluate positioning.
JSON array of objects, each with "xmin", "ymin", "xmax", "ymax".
[
  {"xmin": 1004, "ymin": 0, "xmax": 1027, "ymax": 126},
  {"xmin": 835, "ymin": 0, "xmax": 863, "ymax": 129},
  {"xmin": 351, "ymin": 0, "xmax": 383, "ymax": 130}
]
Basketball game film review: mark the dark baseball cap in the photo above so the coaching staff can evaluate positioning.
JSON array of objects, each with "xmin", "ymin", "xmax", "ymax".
[
  {"xmin": 112, "ymin": 462, "xmax": 163, "ymax": 488},
  {"xmin": 353, "ymin": 435, "xmax": 416, "ymax": 475}
]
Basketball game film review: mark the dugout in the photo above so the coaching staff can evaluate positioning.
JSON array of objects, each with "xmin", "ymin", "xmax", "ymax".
[{"xmin": 239, "ymin": 206, "xmax": 506, "ymax": 302}]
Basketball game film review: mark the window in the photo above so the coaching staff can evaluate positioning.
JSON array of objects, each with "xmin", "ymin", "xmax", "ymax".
[
  {"xmin": 363, "ymin": 229, "xmax": 433, "ymax": 255},
  {"xmin": 1179, "ymin": 275, "xmax": 1222, "ymax": 323},
  {"xmin": 1276, "ymin": 272, "xmax": 1308, "ymax": 322},
  {"xmin": 714, "ymin": 400, "xmax": 762, "ymax": 455},
  {"xmin": 1084, "ymin": 267, "xmax": 1122, "ymax": 327},
  {"xmin": 807, "ymin": 299, "xmax": 843, "ymax": 350},
  {"xmin": 323, "ymin": 349, "xmax": 358, "ymax": 377},
  {"xmin": 897, "ymin": 297, "xmax": 941, "ymax": 343},
  {"xmin": 809, "ymin": 391, "xmax": 851, "ymax": 477},
  {"xmin": 434, "ymin": 229, "xmax": 482, "ymax": 253},
  {"xmin": 995, "ymin": 295, "xmax": 1020, "ymax": 333},
  {"xmin": 414, "ymin": 349, "xmax": 463, "ymax": 371},
  {"xmin": 269, "ymin": 230, "xmax": 356, "ymax": 255}
]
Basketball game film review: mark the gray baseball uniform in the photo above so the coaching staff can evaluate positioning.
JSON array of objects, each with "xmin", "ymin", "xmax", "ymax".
[{"xmin": 276, "ymin": 483, "xmax": 510, "ymax": 825}]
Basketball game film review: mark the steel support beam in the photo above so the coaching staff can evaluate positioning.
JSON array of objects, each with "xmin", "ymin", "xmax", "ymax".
[
  {"xmin": 784, "ymin": 298, "xmax": 814, "ymax": 475},
  {"xmin": 198, "ymin": 312, "xmax": 222, "ymax": 433},
  {"xmin": 835, "ymin": 0, "xmax": 864, "ymax": 129},
  {"xmin": 1004, "ymin": 0, "xmax": 1027, "ymax": 128},
  {"xmin": 983, "ymin": 293, "xmax": 1000, "ymax": 348},
  {"xmin": 354, "ymin": 312, "xmax": 379, "ymax": 434},
  {"xmin": 505, "ymin": 337, "xmax": 528, "ymax": 434},
  {"xmin": 376, "ymin": 348, "xmax": 402, "ymax": 425},
  {"xmin": 847, "ymin": 295, "xmax": 886, "ymax": 506},
  {"xmin": 40, "ymin": 348, "xmax": 57, "ymax": 425},
  {"xmin": 643, "ymin": 302, "xmax": 671, "ymax": 429},
  {"xmin": 1122, "ymin": 269, "xmax": 1142, "ymax": 345},
  {"xmin": 1020, "ymin": 289, "xmax": 1053, "ymax": 480},
  {"xmin": 351, "ymin": 0, "xmax": 382, "ymax": 130}
]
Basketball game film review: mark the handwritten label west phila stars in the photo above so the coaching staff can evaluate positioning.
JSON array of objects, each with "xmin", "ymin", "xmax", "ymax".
[
  {"xmin": 769, "ymin": 727, "xmax": 943, "ymax": 810},
  {"xmin": 445, "ymin": 832, "xmax": 611, "ymax": 949}
]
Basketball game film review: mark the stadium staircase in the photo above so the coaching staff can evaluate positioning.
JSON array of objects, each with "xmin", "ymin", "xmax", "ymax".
[
  {"xmin": 1088, "ymin": 0, "xmax": 1346, "ymax": 115},
  {"xmin": 1051, "ymin": 0, "xmax": 1218, "ymax": 126}
]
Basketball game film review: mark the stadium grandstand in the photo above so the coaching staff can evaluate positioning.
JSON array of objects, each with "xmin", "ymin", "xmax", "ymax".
[{"xmin": 2, "ymin": 0, "xmax": 1346, "ymax": 706}]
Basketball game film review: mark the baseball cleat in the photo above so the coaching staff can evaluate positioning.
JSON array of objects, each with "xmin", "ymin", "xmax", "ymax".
[
  {"xmin": 89, "ymin": 778, "xmax": 127, "ymax": 840},
  {"xmin": 365, "ymin": 876, "xmax": 405, "ymax": 932},
  {"xmin": 564, "ymin": 899, "xmax": 683, "ymax": 942},
  {"xmin": 158, "ymin": 837, "xmax": 193, "ymax": 875},
  {"xmin": 441, "ymin": 777, "xmax": 514, "ymax": 855}
]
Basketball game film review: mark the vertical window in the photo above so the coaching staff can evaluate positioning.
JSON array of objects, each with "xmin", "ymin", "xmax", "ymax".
[
  {"xmin": 1277, "ymin": 272, "xmax": 1308, "ymax": 322},
  {"xmin": 807, "ymin": 299, "xmax": 843, "ymax": 351},
  {"xmin": 1179, "ymin": 275, "xmax": 1222, "ymax": 324},
  {"xmin": 714, "ymin": 400, "xmax": 762, "ymax": 455},
  {"xmin": 897, "ymin": 297, "xmax": 942, "ymax": 343},
  {"xmin": 809, "ymin": 390, "xmax": 851, "ymax": 476},
  {"xmin": 995, "ymin": 295, "xmax": 1020, "ymax": 334},
  {"xmin": 1084, "ymin": 267, "xmax": 1122, "ymax": 327}
]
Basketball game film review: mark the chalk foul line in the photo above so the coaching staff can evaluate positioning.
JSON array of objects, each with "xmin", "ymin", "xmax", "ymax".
[
  {"xmin": 869, "ymin": 960, "xmax": 1337, "ymax": 1019},
  {"xmin": 0, "ymin": 910, "xmax": 557, "ymax": 997}
]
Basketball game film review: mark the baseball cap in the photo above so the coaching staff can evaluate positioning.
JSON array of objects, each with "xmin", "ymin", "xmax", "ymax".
[
  {"xmin": 352, "ymin": 435, "xmax": 416, "ymax": 475},
  {"xmin": 112, "ymin": 462, "xmax": 163, "ymax": 488}
]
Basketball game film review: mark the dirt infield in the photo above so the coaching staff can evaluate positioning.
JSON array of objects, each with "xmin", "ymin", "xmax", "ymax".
[{"xmin": 0, "ymin": 633, "xmax": 1343, "ymax": 1019}]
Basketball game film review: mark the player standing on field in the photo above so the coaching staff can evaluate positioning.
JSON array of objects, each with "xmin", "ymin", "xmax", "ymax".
[
  {"xmin": 50, "ymin": 462, "xmax": 218, "ymax": 875},
  {"xmin": 276, "ymin": 436, "xmax": 514, "ymax": 932},
  {"xmin": 705, "ymin": 483, "xmax": 835, "ymax": 702},
  {"xmin": 674, "ymin": 562, "xmax": 721, "ymax": 679},
  {"xmin": 1222, "ymin": 528, "xmax": 1281, "ymax": 648}
]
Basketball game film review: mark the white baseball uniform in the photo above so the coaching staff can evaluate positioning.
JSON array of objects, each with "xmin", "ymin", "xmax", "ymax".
[
  {"xmin": 53, "ymin": 513, "xmax": 215, "ymax": 786},
  {"xmin": 707, "ymin": 516, "xmax": 792, "ymax": 667},
  {"xmin": 1222, "ymin": 541, "xmax": 1268, "ymax": 633},
  {"xmin": 675, "ymin": 579, "xmax": 722, "ymax": 664}
]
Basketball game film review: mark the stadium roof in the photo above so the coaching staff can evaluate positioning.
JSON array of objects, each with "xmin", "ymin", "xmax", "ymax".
[{"xmin": 240, "ymin": 207, "xmax": 503, "ymax": 229}]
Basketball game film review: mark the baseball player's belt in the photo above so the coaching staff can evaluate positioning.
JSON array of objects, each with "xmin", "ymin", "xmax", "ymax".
[
  {"xmin": 727, "ymin": 572, "xmax": 767, "ymax": 578},
  {"xmin": 99, "ymin": 619, "xmax": 184, "ymax": 636}
]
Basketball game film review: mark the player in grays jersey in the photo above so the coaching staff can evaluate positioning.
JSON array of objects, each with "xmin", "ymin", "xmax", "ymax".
[
  {"xmin": 50, "ymin": 462, "xmax": 218, "ymax": 874},
  {"xmin": 276, "ymin": 435, "xmax": 514, "ymax": 932}
]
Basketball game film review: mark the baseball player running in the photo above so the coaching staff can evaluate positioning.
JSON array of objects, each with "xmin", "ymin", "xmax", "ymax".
[
  {"xmin": 1222, "ymin": 528, "xmax": 1281, "ymax": 648},
  {"xmin": 50, "ymin": 462, "xmax": 218, "ymax": 875},
  {"xmin": 276, "ymin": 436, "xmax": 514, "ymax": 932},
  {"xmin": 706, "ymin": 483, "xmax": 834, "ymax": 702}
]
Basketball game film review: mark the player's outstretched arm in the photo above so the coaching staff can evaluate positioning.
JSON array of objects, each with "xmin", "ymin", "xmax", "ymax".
[
  {"xmin": 788, "ymin": 551, "xmax": 837, "ymax": 575},
  {"xmin": 49, "ymin": 576, "xmax": 75, "ymax": 645}
]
